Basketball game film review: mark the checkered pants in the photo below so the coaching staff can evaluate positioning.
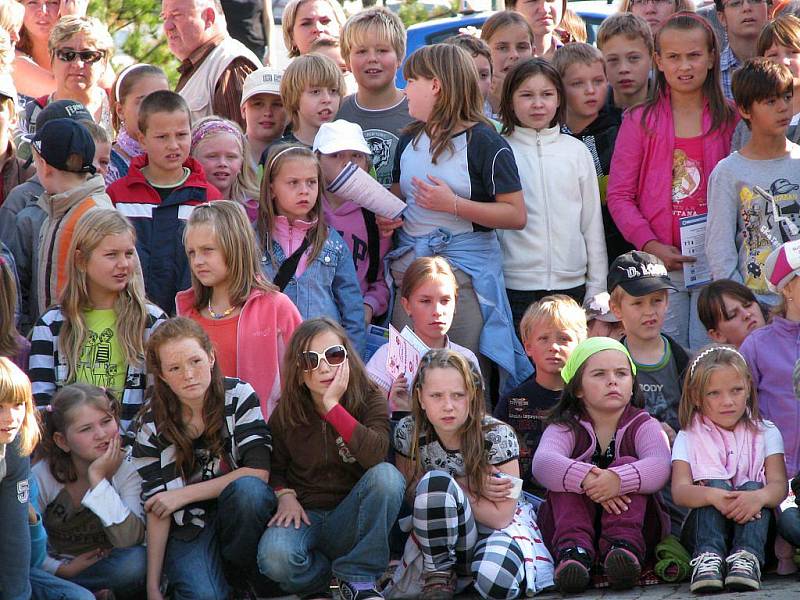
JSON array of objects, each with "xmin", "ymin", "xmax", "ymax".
[{"xmin": 412, "ymin": 470, "xmax": 527, "ymax": 599}]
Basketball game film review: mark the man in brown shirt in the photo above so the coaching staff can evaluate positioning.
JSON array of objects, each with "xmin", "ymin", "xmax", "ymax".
[{"xmin": 162, "ymin": 0, "xmax": 261, "ymax": 128}]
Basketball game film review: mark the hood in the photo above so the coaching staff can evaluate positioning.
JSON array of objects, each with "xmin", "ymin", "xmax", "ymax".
[{"xmin": 39, "ymin": 174, "xmax": 111, "ymax": 218}]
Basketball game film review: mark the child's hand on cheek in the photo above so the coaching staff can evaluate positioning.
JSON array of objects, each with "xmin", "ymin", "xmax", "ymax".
[
  {"xmin": 321, "ymin": 360, "xmax": 350, "ymax": 411},
  {"xmin": 583, "ymin": 467, "xmax": 621, "ymax": 503},
  {"xmin": 724, "ymin": 490, "xmax": 766, "ymax": 525}
]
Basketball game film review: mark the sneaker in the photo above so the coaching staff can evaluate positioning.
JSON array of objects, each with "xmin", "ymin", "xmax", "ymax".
[
  {"xmin": 554, "ymin": 546, "xmax": 592, "ymax": 594},
  {"xmin": 689, "ymin": 552, "xmax": 724, "ymax": 593},
  {"xmin": 337, "ymin": 579, "xmax": 384, "ymax": 600},
  {"xmin": 420, "ymin": 570, "xmax": 457, "ymax": 600},
  {"xmin": 604, "ymin": 545, "xmax": 641, "ymax": 590},
  {"xmin": 724, "ymin": 550, "xmax": 761, "ymax": 591}
]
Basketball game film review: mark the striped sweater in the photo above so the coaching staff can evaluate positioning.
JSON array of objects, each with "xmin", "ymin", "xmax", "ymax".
[
  {"xmin": 28, "ymin": 303, "xmax": 166, "ymax": 433},
  {"xmin": 131, "ymin": 377, "xmax": 272, "ymax": 539},
  {"xmin": 35, "ymin": 174, "xmax": 112, "ymax": 316}
]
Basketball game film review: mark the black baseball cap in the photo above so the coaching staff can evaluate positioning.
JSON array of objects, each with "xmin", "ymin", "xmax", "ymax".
[
  {"xmin": 607, "ymin": 251, "xmax": 677, "ymax": 297},
  {"xmin": 21, "ymin": 100, "xmax": 94, "ymax": 167},
  {"xmin": 32, "ymin": 119, "xmax": 96, "ymax": 175}
]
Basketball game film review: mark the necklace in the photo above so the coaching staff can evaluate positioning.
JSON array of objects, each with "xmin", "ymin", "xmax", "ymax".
[{"xmin": 207, "ymin": 301, "xmax": 236, "ymax": 319}]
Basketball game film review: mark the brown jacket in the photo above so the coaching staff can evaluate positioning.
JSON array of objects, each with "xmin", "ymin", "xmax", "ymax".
[{"xmin": 268, "ymin": 389, "xmax": 390, "ymax": 510}]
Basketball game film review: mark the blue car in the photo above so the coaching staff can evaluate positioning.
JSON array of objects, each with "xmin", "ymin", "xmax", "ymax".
[{"xmin": 396, "ymin": 1, "xmax": 616, "ymax": 87}]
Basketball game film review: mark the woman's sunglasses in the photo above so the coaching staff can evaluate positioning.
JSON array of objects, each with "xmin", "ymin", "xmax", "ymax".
[
  {"xmin": 299, "ymin": 345, "xmax": 347, "ymax": 371},
  {"xmin": 55, "ymin": 49, "xmax": 106, "ymax": 64}
]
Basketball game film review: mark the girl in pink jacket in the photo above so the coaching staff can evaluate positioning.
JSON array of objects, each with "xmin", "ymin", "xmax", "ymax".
[
  {"xmin": 532, "ymin": 337, "xmax": 672, "ymax": 594},
  {"xmin": 607, "ymin": 13, "xmax": 738, "ymax": 350},
  {"xmin": 177, "ymin": 201, "xmax": 303, "ymax": 419}
]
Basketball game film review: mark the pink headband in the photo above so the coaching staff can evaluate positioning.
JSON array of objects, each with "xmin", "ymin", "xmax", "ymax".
[{"xmin": 191, "ymin": 119, "xmax": 244, "ymax": 149}]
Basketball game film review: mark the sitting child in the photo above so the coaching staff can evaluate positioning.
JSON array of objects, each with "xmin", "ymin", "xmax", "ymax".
[
  {"xmin": 533, "ymin": 337, "xmax": 672, "ymax": 593},
  {"xmin": 672, "ymin": 346, "xmax": 787, "ymax": 593}
]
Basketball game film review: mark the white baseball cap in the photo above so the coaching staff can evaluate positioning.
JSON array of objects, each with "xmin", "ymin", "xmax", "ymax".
[
  {"xmin": 241, "ymin": 67, "xmax": 284, "ymax": 106},
  {"xmin": 313, "ymin": 120, "xmax": 372, "ymax": 155}
]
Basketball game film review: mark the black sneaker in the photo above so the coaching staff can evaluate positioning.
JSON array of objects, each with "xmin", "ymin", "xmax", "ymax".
[
  {"xmin": 337, "ymin": 579, "xmax": 384, "ymax": 600},
  {"xmin": 724, "ymin": 550, "xmax": 761, "ymax": 591},
  {"xmin": 604, "ymin": 544, "xmax": 641, "ymax": 590},
  {"xmin": 554, "ymin": 546, "xmax": 592, "ymax": 594},
  {"xmin": 689, "ymin": 552, "xmax": 724, "ymax": 593}
]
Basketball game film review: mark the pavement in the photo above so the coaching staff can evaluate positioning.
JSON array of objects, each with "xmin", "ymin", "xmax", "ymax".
[{"xmin": 267, "ymin": 574, "xmax": 800, "ymax": 599}]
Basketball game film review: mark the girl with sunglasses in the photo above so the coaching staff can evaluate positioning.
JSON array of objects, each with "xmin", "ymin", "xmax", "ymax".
[
  {"xmin": 257, "ymin": 317, "xmax": 404, "ymax": 600},
  {"xmin": 132, "ymin": 317, "xmax": 275, "ymax": 600}
]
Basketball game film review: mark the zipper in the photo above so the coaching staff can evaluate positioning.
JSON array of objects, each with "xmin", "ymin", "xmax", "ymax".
[{"xmin": 536, "ymin": 131, "xmax": 552, "ymax": 289}]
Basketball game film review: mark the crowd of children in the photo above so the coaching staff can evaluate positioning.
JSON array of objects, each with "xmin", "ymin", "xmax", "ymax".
[{"xmin": 2, "ymin": 1, "xmax": 800, "ymax": 599}]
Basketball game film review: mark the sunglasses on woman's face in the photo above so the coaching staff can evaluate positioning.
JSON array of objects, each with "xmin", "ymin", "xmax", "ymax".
[
  {"xmin": 55, "ymin": 48, "xmax": 106, "ymax": 64},
  {"xmin": 299, "ymin": 344, "xmax": 347, "ymax": 371}
]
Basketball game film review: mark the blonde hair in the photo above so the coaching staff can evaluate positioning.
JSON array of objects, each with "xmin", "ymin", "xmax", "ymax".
[
  {"xmin": 519, "ymin": 294, "xmax": 588, "ymax": 345},
  {"xmin": 280, "ymin": 53, "xmax": 345, "ymax": 124},
  {"xmin": 679, "ymin": 345, "xmax": 760, "ymax": 430},
  {"xmin": 409, "ymin": 349, "xmax": 491, "ymax": 497},
  {"xmin": 757, "ymin": 14, "xmax": 800, "ymax": 56},
  {"xmin": 48, "ymin": 15, "xmax": 114, "ymax": 60},
  {"xmin": 617, "ymin": 0, "xmax": 694, "ymax": 15},
  {"xmin": 340, "ymin": 7, "xmax": 406, "ymax": 63},
  {"xmin": 560, "ymin": 8, "xmax": 587, "ymax": 43},
  {"xmin": 190, "ymin": 116, "xmax": 260, "ymax": 205},
  {"xmin": 400, "ymin": 256, "xmax": 458, "ymax": 301},
  {"xmin": 402, "ymin": 44, "xmax": 490, "ymax": 163},
  {"xmin": 185, "ymin": 201, "xmax": 277, "ymax": 311},
  {"xmin": 282, "ymin": 0, "xmax": 347, "ymax": 58},
  {"xmin": 259, "ymin": 144, "xmax": 328, "ymax": 267},
  {"xmin": 552, "ymin": 42, "xmax": 605, "ymax": 78},
  {"xmin": 81, "ymin": 119, "xmax": 111, "ymax": 145},
  {"xmin": 0, "ymin": 28, "xmax": 14, "ymax": 70},
  {"xmin": 0, "ymin": 357, "xmax": 40, "ymax": 456},
  {"xmin": 0, "ymin": 0, "xmax": 23, "ymax": 36},
  {"xmin": 597, "ymin": 12, "xmax": 654, "ymax": 54},
  {"xmin": 59, "ymin": 210, "xmax": 149, "ymax": 383}
]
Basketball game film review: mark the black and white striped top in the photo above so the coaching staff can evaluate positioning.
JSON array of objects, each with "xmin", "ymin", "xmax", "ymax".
[{"xmin": 131, "ymin": 377, "xmax": 272, "ymax": 539}]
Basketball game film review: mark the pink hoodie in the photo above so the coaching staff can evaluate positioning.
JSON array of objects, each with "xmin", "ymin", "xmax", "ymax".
[
  {"xmin": 607, "ymin": 92, "xmax": 738, "ymax": 250},
  {"xmin": 176, "ymin": 287, "xmax": 303, "ymax": 419},
  {"xmin": 322, "ymin": 195, "xmax": 391, "ymax": 317}
]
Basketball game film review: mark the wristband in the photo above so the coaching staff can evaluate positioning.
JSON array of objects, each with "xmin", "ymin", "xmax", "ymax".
[
  {"xmin": 276, "ymin": 488, "xmax": 297, "ymax": 499},
  {"xmin": 453, "ymin": 195, "xmax": 459, "ymax": 218}
]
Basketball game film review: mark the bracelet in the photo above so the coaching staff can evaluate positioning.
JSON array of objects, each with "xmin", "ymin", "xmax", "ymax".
[
  {"xmin": 453, "ymin": 195, "xmax": 459, "ymax": 218},
  {"xmin": 276, "ymin": 488, "xmax": 297, "ymax": 499}
]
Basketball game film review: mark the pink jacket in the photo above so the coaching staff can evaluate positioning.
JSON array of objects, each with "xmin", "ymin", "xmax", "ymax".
[
  {"xmin": 176, "ymin": 287, "xmax": 303, "ymax": 419},
  {"xmin": 607, "ymin": 92, "xmax": 738, "ymax": 250},
  {"xmin": 532, "ymin": 407, "xmax": 671, "ymax": 496},
  {"xmin": 322, "ymin": 195, "xmax": 391, "ymax": 317}
]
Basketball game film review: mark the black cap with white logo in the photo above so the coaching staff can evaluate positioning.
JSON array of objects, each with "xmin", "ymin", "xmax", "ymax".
[{"xmin": 607, "ymin": 250, "xmax": 677, "ymax": 297}]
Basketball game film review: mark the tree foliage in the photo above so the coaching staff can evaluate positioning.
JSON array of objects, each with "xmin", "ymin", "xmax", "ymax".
[{"xmin": 88, "ymin": 0, "xmax": 180, "ymax": 84}]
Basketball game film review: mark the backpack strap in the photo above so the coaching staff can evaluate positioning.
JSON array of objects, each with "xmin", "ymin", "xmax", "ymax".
[
  {"xmin": 272, "ymin": 237, "xmax": 311, "ymax": 292},
  {"xmin": 361, "ymin": 207, "xmax": 380, "ymax": 284}
]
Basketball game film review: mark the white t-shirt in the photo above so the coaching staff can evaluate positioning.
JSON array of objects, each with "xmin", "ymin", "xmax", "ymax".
[{"xmin": 672, "ymin": 419, "xmax": 784, "ymax": 470}]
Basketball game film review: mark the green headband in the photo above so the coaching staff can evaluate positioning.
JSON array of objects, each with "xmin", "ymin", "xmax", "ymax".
[{"xmin": 560, "ymin": 337, "xmax": 637, "ymax": 384}]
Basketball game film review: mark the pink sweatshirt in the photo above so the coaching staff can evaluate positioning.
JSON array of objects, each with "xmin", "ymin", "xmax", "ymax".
[
  {"xmin": 273, "ymin": 215, "xmax": 315, "ymax": 278},
  {"xmin": 322, "ymin": 195, "xmax": 391, "ymax": 316},
  {"xmin": 607, "ymin": 92, "xmax": 738, "ymax": 250},
  {"xmin": 532, "ymin": 406, "xmax": 672, "ymax": 496},
  {"xmin": 176, "ymin": 287, "xmax": 303, "ymax": 419}
]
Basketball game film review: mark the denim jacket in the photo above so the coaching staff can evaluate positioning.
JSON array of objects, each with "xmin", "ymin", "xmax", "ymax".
[
  {"xmin": 386, "ymin": 228, "xmax": 533, "ymax": 394},
  {"xmin": 261, "ymin": 227, "xmax": 366, "ymax": 354}
]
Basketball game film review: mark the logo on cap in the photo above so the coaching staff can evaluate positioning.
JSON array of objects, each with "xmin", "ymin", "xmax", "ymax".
[{"xmin": 621, "ymin": 263, "xmax": 668, "ymax": 279}]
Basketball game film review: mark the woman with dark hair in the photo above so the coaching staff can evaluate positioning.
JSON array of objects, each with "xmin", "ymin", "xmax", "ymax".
[
  {"xmin": 132, "ymin": 317, "xmax": 275, "ymax": 600},
  {"xmin": 257, "ymin": 317, "xmax": 404, "ymax": 600}
]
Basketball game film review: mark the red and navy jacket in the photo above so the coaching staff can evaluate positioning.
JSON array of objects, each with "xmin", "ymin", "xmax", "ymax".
[{"xmin": 108, "ymin": 155, "xmax": 222, "ymax": 314}]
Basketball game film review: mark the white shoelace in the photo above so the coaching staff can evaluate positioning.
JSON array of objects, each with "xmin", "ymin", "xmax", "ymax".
[
  {"xmin": 726, "ymin": 550, "xmax": 758, "ymax": 573},
  {"xmin": 690, "ymin": 552, "xmax": 723, "ymax": 577}
]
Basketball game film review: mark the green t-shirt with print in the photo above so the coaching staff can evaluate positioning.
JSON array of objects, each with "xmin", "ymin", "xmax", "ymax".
[{"xmin": 76, "ymin": 309, "xmax": 126, "ymax": 394}]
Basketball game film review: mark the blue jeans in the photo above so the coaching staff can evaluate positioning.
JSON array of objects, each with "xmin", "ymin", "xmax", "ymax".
[
  {"xmin": 257, "ymin": 463, "xmax": 404, "ymax": 595},
  {"xmin": 681, "ymin": 480, "xmax": 771, "ymax": 564},
  {"xmin": 663, "ymin": 269, "xmax": 710, "ymax": 351},
  {"xmin": 777, "ymin": 506, "xmax": 800, "ymax": 547},
  {"xmin": 165, "ymin": 476, "xmax": 276, "ymax": 600},
  {"xmin": 68, "ymin": 546, "xmax": 146, "ymax": 600},
  {"xmin": 30, "ymin": 568, "xmax": 95, "ymax": 600}
]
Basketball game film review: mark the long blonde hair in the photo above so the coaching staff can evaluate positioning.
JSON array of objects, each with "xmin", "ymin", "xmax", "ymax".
[
  {"xmin": 403, "ymin": 44, "xmax": 490, "ymax": 164},
  {"xmin": 190, "ymin": 116, "xmax": 260, "ymax": 206},
  {"xmin": 0, "ymin": 357, "xmax": 40, "ymax": 456},
  {"xmin": 184, "ymin": 201, "xmax": 277, "ymax": 311},
  {"xmin": 259, "ymin": 144, "xmax": 328, "ymax": 267},
  {"xmin": 679, "ymin": 345, "xmax": 760, "ymax": 430},
  {"xmin": 409, "ymin": 349, "xmax": 491, "ymax": 497},
  {"xmin": 59, "ymin": 210, "xmax": 149, "ymax": 383}
]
